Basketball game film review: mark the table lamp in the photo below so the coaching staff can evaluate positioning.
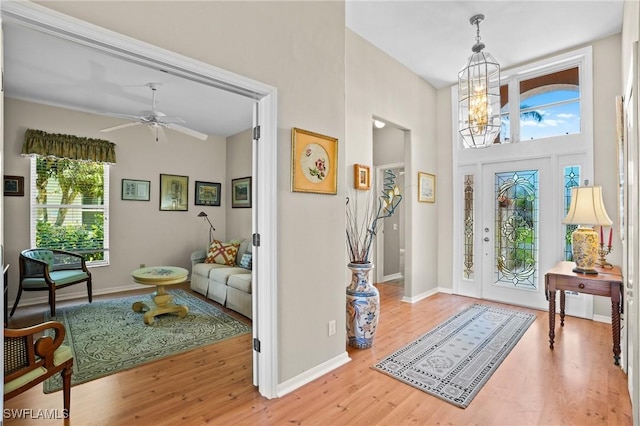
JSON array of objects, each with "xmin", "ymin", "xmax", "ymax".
[
  {"xmin": 562, "ymin": 185, "xmax": 612, "ymax": 274},
  {"xmin": 197, "ymin": 211, "xmax": 216, "ymax": 243}
]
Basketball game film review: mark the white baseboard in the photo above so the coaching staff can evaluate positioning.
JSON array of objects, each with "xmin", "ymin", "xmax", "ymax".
[
  {"xmin": 401, "ymin": 286, "xmax": 452, "ymax": 304},
  {"xmin": 8, "ymin": 283, "xmax": 141, "ymax": 310},
  {"xmin": 593, "ymin": 314, "xmax": 611, "ymax": 324},
  {"xmin": 382, "ymin": 273, "xmax": 403, "ymax": 282},
  {"xmin": 276, "ymin": 351, "xmax": 351, "ymax": 397}
]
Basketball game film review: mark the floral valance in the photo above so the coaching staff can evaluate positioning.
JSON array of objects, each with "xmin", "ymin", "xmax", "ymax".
[{"xmin": 21, "ymin": 129, "xmax": 117, "ymax": 164}]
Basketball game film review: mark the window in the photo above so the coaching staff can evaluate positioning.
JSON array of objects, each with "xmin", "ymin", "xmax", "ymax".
[
  {"xmin": 30, "ymin": 157, "xmax": 110, "ymax": 266},
  {"xmin": 498, "ymin": 65, "xmax": 583, "ymax": 144}
]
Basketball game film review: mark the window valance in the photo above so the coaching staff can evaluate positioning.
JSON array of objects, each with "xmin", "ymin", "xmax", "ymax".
[{"xmin": 21, "ymin": 129, "xmax": 117, "ymax": 164}]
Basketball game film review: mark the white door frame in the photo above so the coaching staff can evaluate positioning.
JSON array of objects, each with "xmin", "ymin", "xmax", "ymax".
[
  {"xmin": 1, "ymin": 2, "xmax": 279, "ymax": 398},
  {"xmin": 374, "ymin": 162, "xmax": 404, "ymax": 284}
]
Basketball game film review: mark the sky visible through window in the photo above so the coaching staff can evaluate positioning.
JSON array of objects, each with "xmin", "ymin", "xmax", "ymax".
[{"xmin": 501, "ymin": 89, "xmax": 580, "ymax": 141}]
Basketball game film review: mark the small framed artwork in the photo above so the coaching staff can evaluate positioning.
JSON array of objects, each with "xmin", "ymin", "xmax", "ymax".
[
  {"xmin": 4, "ymin": 175, "xmax": 24, "ymax": 196},
  {"xmin": 195, "ymin": 181, "xmax": 221, "ymax": 206},
  {"xmin": 418, "ymin": 172, "xmax": 436, "ymax": 203},
  {"xmin": 354, "ymin": 164, "xmax": 371, "ymax": 190},
  {"xmin": 121, "ymin": 179, "xmax": 150, "ymax": 201},
  {"xmin": 291, "ymin": 127, "xmax": 338, "ymax": 195},
  {"xmin": 159, "ymin": 174, "xmax": 188, "ymax": 211},
  {"xmin": 231, "ymin": 176, "xmax": 251, "ymax": 208}
]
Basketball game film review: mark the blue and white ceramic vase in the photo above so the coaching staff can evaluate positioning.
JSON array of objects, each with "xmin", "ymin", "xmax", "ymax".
[{"xmin": 346, "ymin": 262, "xmax": 379, "ymax": 349}]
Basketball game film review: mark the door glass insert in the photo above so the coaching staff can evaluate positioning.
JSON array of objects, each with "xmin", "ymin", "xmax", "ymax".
[
  {"xmin": 494, "ymin": 170, "xmax": 538, "ymax": 289},
  {"xmin": 463, "ymin": 174, "xmax": 474, "ymax": 279},
  {"xmin": 563, "ymin": 165, "xmax": 581, "ymax": 260}
]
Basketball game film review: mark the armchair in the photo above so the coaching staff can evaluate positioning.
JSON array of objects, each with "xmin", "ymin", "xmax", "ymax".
[
  {"xmin": 12, "ymin": 249, "xmax": 92, "ymax": 317},
  {"xmin": 4, "ymin": 321, "xmax": 73, "ymax": 413}
]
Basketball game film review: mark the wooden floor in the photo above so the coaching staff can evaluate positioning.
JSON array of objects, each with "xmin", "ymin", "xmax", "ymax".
[{"xmin": 4, "ymin": 283, "xmax": 632, "ymax": 425}]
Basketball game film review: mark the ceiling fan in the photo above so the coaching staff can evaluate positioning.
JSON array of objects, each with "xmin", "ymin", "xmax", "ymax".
[{"xmin": 99, "ymin": 83, "xmax": 208, "ymax": 142}]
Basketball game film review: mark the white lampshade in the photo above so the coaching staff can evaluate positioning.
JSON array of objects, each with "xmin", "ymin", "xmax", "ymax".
[
  {"xmin": 562, "ymin": 186, "xmax": 612, "ymax": 274},
  {"xmin": 562, "ymin": 186, "xmax": 612, "ymax": 226}
]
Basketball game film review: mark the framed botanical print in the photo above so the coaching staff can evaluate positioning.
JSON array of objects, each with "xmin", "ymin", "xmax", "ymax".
[
  {"xmin": 195, "ymin": 181, "xmax": 221, "ymax": 206},
  {"xmin": 418, "ymin": 172, "xmax": 436, "ymax": 203},
  {"xmin": 121, "ymin": 179, "xmax": 150, "ymax": 201},
  {"xmin": 291, "ymin": 127, "xmax": 338, "ymax": 194},
  {"xmin": 159, "ymin": 174, "xmax": 188, "ymax": 211}
]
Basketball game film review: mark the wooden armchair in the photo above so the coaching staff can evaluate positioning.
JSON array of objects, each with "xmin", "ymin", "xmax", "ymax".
[
  {"xmin": 4, "ymin": 321, "xmax": 73, "ymax": 413},
  {"xmin": 12, "ymin": 249, "xmax": 92, "ymax": 317}
]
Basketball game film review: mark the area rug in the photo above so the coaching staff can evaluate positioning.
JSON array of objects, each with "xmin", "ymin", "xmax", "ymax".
[
  {"xmin": 372, "ymin": 304, "xmax": 536, "ymax": 408},
  {"xmin": 43, "ymin": 289, "xmax": 251, "ymax": 393}
]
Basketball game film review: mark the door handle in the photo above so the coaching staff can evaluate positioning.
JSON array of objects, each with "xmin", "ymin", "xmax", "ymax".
[{"xmin": 484, "ymin": 237, "xmax": 490, "ymax": 242}]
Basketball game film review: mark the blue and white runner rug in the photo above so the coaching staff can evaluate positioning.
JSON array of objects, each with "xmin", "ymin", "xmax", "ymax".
[{"xmin": 372, "ymin": 304, "xmax": 536, "ymax": 408}]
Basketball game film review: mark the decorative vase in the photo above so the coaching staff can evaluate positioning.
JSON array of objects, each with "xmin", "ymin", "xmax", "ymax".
[{"xmin": 346, "ymin": 262, "xmax": 379, "ymax": 349}]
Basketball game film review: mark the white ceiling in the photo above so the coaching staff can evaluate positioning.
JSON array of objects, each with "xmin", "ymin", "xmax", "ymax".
[{"xmin": 3, "ymin": 1, "xmax": 625, "ymax": 139}]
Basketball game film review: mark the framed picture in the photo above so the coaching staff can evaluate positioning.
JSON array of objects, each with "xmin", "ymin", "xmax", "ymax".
[
  {"xmin": 418, "ymin": 172, "xmax": 436, "ymax": 203},
  {"xmin": 195, "ymin": 181, "xmax": 221, "ymax": 206},
  {"xmin": 159, "ymin": 174, "xmax": 188, "ymax": 211},
  {"xmin": 121, "ymin": 179, "xmax": 150, "ymax": 201},
  {"xmin": 231, "ymin": 176, "xmax": 251, "ymax": 208},
  {"xmin": 354, "ymin": 164, "xmax": 371, "ymax": 190},
  {"xmin": 4, "ymin": 175, "xmax": 24, "ymax": 196},
  {"xmin": 291, "ymin": 127, "xmax": 338, "ymax": 194}
]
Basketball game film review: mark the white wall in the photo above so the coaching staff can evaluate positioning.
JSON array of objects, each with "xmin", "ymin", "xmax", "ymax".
[
  {"xmin": 436, "ymin": 33, "xmax": 623, "ymax": 318},
  {"xmin": 38, "ymin": 1, "xmax": 347, "ymax": 384},
  {"xmin": 4, "ymin": 97, "xmax": 226, "ymax": 299},
  {"xmin": 346, "ymin": 30, "xmax": 438, "ymax": 300},
  {"xmin": 226, "ymin": 128, "xmax": 252, "ymax": 240}
]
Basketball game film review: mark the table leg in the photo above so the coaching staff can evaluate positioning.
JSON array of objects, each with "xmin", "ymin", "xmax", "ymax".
[
  {"xmin": 613, "ymin": 299, "xmax": 621, "ymax": 365},
  {"xmin": 549, "ymin": 289, "xmax": 556, "ymax": 349},
  {"xmin": 560, "ymin": 290, "xmax": 566, "ymax": 327}
]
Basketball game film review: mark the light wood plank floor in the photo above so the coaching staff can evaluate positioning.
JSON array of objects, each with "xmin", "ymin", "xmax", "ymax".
[{"xmin": 4, "ymin": 283, "xmax": 632, "ymax": 425}]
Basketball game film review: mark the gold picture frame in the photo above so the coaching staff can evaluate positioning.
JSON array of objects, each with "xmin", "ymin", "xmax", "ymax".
[
  {"xmin": 159, "ymin": 174, "xmax": 188, "ymax": 211},
  {"xmin": 291, "ymin": 127, "xmax": 338, "ymax": 194},
  {"xmin": 354, "ymin": 164, "xmax": 371, "ymax": 190},
  {"xmin": 418, "ymin": 172, "xmax": 435, "ymax": 203}
]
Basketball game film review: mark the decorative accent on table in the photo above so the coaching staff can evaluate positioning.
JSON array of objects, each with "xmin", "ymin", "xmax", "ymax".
[
  {"xmin": 354, "ymin": 164, "xmax": 371, "ymax": 190},
  {"xmin": 231, "ymin": 177, "xmax": 251, "ymax": 208},
  {"xmin": 3, "ymin": 175, "xmax": 24, "ymax": 196},
  {"xmin": 159, "ymin": 174, "xmax": 188, "ymax": 211},
  {"xmin": 195, "ymin": 181, "xmax": 221, "ymax": 206},
  {"xmin": 418, "ymin": 172, "xmax": 435, "ymax": 203},
  {"xmin": 345, "ymin": 169, "xmax": 402, "ymax": 349},
  {"xmin": 597, "ymin": 225, "xmax": 614, "ymax": 269},
  {"xmin": 291, "ymin": 127, "xmax": 338, "ymax": 195},
  {"xmin": 121, "ymin": 179, "xmax": 150, "ymax": 201}
]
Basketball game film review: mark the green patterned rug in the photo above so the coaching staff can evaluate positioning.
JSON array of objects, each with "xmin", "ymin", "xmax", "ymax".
[
  {"xmin": 44, "ymin": 289, "xmax": 251, "ymax": 393},
  {"xmin": 372, "ymin": 304, "xmax": 535, "ymax": 408}
]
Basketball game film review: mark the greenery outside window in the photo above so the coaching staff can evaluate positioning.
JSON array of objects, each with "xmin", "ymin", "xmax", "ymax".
[{"xmin": 30, "ymin": 157, "xmax": 110, "ymax": 266}]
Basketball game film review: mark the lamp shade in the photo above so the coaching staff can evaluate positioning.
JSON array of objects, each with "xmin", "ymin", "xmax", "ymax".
[{"xmin": 562, "ymin": 186, "xmax": 612, "ymax": 226}]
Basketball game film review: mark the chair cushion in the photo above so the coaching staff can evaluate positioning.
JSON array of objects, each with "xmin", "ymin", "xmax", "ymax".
[
  {"xmin": 24, "ymin": 250, "xmax": 54, "ymax": 268},
  {"xmin": 22, "ymin": 270, "xmax": 90, "ymax": 288},
  {"xmin": 228, "ymin": 274, "xmax": 252, "ymax": 293},
  {"xmin": 4, "ymin": 345, "xmax": 72, "ymax": 395},
  {"xmin": 204, "ymin": 240, "xmax": 240, "ymax": 266},
  {"xmin": 192, "ymin": 262, "xmax": 228, "ymax": 278}
]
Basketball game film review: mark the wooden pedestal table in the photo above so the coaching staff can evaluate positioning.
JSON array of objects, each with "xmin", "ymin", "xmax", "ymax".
[
  {"xmin": 545, "ymin": 261, "xmax": 623, "ymax": 365},
  {"xmin": 131, "ymin": 266, "xmax": 189, "ymax": 325}
]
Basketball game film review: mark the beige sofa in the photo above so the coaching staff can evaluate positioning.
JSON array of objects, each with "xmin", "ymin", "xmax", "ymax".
[{"xmin": 190, "ymin": 239, "xmax": 252, "ymax": 318}]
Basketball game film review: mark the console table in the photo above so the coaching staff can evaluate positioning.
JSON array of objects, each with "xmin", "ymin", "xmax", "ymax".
[{"xmin": 545, "ymin": 261, "xmax": 623, "ymax": 365}]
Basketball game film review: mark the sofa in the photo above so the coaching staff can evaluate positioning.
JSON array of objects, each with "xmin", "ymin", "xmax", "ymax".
[{"xmin": 190, "ymin": 239, "xmax": 252, "ymax": 319}]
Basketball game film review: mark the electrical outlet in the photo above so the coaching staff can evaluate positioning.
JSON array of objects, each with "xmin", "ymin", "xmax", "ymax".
[
  {"xmin": 139, "ymin": 263, "xmax": 145, "ymax": 269},
  {"xmin": 328, "ymin": 320, "xmax": 336, "ymax": 336}
]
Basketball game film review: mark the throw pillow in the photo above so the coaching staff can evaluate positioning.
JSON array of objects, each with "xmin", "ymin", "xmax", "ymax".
[
  {"xmin": 205, "ymin": 240, "xmax": 240, "ymax": 266},
  {"xmin": 240, "ymin": 252, "xmax": 252, "ymax": 270}
]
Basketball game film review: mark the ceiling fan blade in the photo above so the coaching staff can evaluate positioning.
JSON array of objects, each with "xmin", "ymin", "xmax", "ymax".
[
  {"xmin": 100, "ymin": 121, "xmax": 142, "ymax": 132},
  {"xmin": 165, "ymin": 123, "xmax": 208, "ymax": 140}
]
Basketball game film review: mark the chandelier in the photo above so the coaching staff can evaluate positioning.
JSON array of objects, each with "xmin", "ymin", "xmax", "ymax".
[{"xmin": 458, "ymin": 14, "xmax": 501, "ymax": 149}]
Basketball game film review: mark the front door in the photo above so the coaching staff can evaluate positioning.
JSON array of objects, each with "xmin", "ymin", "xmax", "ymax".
[{"xmin": 481, "ymin": 159, "xmax": 553, "ymax": 310}]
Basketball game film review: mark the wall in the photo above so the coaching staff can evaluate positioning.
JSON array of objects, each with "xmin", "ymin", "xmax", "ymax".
[
  {"xmin": 225, "ymin": 128, "xmax": 252, "ymax": 240},
  {"xmin": 346, "ymin": 30, "xmax": 438, "ymax": 300},
  {"xmin": 37, "ymin": 1, "xmax": 347, "ymax": 384},
  {"xmin": 4, "ymin": 97, "xmax": 226, "ymax": 301},
  {"xmin": 436, "ymin": 33, "xmax": 623, "ymax": 318}
]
